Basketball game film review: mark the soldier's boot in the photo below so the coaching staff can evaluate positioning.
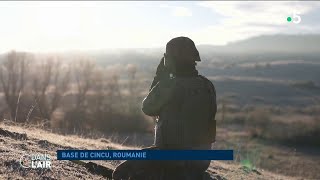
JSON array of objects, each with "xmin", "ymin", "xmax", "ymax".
[{"xmin": 113, "ymin": 160, "xmax": 133, "ymax": 180}]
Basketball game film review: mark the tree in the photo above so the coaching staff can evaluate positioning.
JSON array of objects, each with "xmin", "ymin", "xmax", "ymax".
[
  {"xmin": 0, "ymin": 51, "xmax": 30, "ymax": 122},
  {"xmin": 126, "ymin": 64, "xmax": 139, "ymax": 114},
  {"xmin": 64, "ymin": 59, "xmax": 95, "ymax": 131},
  {"xmin": 74, "ymin": 59, "xmax": 95, "ymax": 109},
  {"xmin": 32, "ymin": 57, "xmax": 70, "ymax": 126}
]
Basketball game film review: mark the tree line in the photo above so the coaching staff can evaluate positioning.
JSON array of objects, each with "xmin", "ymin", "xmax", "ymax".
[{"xmin": 0, "ymin": 51, "xmax": 151, "ymax": 134}]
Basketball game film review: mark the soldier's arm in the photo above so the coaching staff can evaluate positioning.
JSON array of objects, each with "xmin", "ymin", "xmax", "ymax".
[
  {"xmin": 142, "ymin": 78, "xmax": 176, "ymax": 116},
  {"xmin": 149, "ymin": 57, "xmax": 169, "ymax": 91}
]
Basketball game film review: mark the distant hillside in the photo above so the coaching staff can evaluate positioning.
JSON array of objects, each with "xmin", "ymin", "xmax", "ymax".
[
  {"xmin": 198, "ymin": 34, "xmax": 320, "ymax": 54},
  {"xmin": 83, "ymin": 34, "xmax": 320, "ymax": 66},
  {"xmin": 0, "ymin": 34, "xmax": 319, "ymax": 65}
]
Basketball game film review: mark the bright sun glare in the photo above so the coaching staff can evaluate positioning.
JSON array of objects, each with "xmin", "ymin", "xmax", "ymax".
[
  {"xmin": 0, "ymin": 1, "xmax": 319, "ymax": 52},
  {"xmin": 1, "ymin": 2, "xmax": 169, "ymax": 52}
]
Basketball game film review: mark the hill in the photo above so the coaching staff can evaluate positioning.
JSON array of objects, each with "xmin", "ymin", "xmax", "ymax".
[
  {"xmin": 199, "ymin": 34, "xmax": 320, "ymax": 54},
  {"xmin": 0, "ymin": 123, "xmax": 295, "ymax": 180},
  {"xmin": 1, "ymin": 34, "xmax": 319, "ymax": 69}
]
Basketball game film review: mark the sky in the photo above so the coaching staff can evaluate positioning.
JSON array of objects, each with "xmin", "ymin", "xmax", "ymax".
[{"xmin": 0, "ymin": 1, "xmax": 319, "ymax": 52}]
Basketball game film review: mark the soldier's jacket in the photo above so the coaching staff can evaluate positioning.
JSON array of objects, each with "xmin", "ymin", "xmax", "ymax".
[{"xmin": 142, "ymin": 75, "xmax": 217, "ymax": 149}]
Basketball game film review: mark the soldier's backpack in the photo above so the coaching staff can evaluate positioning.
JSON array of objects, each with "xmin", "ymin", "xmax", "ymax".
[{"xmin": 163, "ymin": 75, "xmax": 217, "ymax": 146}]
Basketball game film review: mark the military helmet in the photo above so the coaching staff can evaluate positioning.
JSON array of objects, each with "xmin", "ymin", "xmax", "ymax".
[{"xmin": 165, "ymin": 36, "xmax": 201, "ymax": 63}]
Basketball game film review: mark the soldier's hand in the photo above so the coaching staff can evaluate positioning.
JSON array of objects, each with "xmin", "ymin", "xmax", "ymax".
[
  {"xmin": 150, "ymin": 57, "xmax": 167, "ymax": 91},
  {"xmin": 156, "ymin": 57, "xmax": 170, "ymax": 80}
]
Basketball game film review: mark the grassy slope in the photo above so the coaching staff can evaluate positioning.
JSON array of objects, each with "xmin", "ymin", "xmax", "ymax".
[{"xmin": 0, "ymin": 123, "xmax": 295, "ymax": 180}]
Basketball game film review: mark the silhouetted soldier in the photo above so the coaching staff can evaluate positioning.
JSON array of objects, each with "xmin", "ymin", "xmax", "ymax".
[{"xmin": 113, "ymin": 37, "xmax": 217, "ymax": 180}]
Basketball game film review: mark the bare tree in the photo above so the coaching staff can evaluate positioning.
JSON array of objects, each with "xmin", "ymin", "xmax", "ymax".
[
  {"xmin": 90, "ymin": 67, "xmax": 120, "ymax": 112},
  {"xmin": 89, "ymin": 67, "xmax": 123, "ymax": 130},
  {"xmin": 32, "ymin": 57, "xmax": 70, "ymax": 125},
  {"xmin": 64, "ymin": 59, "xmax": 95, "ymax": 131},
  {"xmin": 126, "ymin": 64, "xmax": 137, "ymax": 96},
  {"xmin": 125, "ymin": 64, "xmax": 140, "ymax": 114},
  {"xmin": 0, "ymin": 51, "xmax": 30, "ymax": 122},
  {"xmin": 74, "ymin": 59, "xmax": 95, "ymax": 109},
  {"xmin": 91, "ymin": 68, "xmax": 105, "ymax": 112}
]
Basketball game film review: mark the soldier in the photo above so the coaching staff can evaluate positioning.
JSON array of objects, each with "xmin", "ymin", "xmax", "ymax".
[{"xmin": 113, "ymin": 36, "xmax": 217, "ymax": 180}]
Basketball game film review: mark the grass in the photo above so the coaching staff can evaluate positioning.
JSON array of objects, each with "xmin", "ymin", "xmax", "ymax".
[
  {"xmin": 1, "ymin": 93, "xmax": 319, "ymax": 179},
  {"xmin": 213, "ymin": 104, "xmax": 320, "ymax": 179},
  {"xmin": 217, "ymin": 105, "xmax": 320, "ymax": 146},
  {"xmin": 0, "ymin": 122, "xmax": 296, "ymax": 180}
]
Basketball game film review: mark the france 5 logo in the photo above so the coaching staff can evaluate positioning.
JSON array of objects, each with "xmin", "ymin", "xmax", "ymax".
[{"xmin": 287, "ymin": 11, "xmax": 301, "ymax": 24}]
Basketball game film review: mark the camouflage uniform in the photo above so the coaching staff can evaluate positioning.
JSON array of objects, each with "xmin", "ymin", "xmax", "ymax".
[{"xmin": 113, "ymin": 37, "xmax": 217, "ymax": 180}]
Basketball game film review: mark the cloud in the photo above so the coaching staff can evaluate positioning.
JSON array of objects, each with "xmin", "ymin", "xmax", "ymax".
[
  {"xmin": 1, "ymin": 1, "xmax": 319, "ymax": 52},
  {"xmin": 193, "ymin": 1, "xmax": 320, "ymax": 45},
  {"xmin": 160, "ymin": 4, "xmax": 192, "ymax": 17},
  {"xmin": 199, "ymin": 1, "xmax": 320, "ymax": 25}
]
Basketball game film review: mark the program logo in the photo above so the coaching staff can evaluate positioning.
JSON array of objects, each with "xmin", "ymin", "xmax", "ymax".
[{"xmin": 19, "ymin": 153, "xmax": 51, "ymax": 169}]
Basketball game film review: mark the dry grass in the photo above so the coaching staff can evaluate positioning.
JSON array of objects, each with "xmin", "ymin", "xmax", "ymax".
[
  {"xmin": 1, "ymin": 122, "xmax": 138, "ymax": 151},
  {"xmin": 0, "ymin": 122, "xmax": 297, "ymax": 180},
  {"xmin": 217, "ymin": 105, "xmax": 320, "ymax": 145},
  {"xmin": 213, "ymin": 105, "xmax": 320, "ymax": 179}
]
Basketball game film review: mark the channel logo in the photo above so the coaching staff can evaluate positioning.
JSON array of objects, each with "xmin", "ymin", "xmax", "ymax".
[
  {"xmin": 287, "ymin": 11, "xmax": 301, "ymax": 24},
  {"xmin": 19, "ymin": 153, "xmax": 51, "ymax": 169}
]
